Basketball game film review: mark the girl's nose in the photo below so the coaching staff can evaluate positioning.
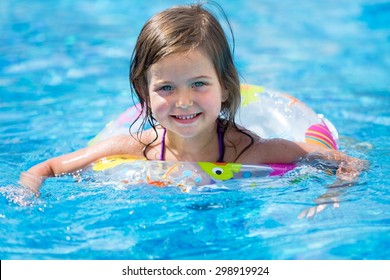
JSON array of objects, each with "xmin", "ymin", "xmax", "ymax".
[{"xmin": 175, "ymin": 90, "xmax": 193, "ymax": 108}]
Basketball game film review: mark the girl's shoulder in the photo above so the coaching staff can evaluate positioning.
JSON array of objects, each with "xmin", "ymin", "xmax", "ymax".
[
  {"xmin": 242, "ymin": 138, "xmax": 316, "ymax": 164},
  {"xmin": 225, "ymin": 125, "xmax": 310, "ymax": 164},
  {"xmin": 90, "ymin": 134, "xmax": 145, "ymax": 157}
]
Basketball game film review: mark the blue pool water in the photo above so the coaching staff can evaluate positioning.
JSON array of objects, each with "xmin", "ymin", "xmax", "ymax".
[{"xmin": 1, "ymin": 0, "xmax": 389, "ymax": 260}]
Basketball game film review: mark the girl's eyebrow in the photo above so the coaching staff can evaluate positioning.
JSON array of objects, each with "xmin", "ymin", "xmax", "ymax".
[
  {"xmin": 189, "ymin": 75, "xmax": 212, "ymax": 81},
  {"xmin": 153, "ymin": 80, "xmax": 172, "ymax": 85},
  {"xmin": 153, "ymin": 75, "xmax": 213, "ymax": 85}
]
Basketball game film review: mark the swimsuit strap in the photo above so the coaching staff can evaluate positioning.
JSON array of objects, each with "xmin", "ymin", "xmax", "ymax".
[
  {"xmin": 159, "ymin": 127, "xmax": 167, "ymax": 161},
  {"xmin": 217, "ymin": 120, "xmax": 225, "ymax": 163},
  {"xmin": 159, "ymin": 121, "xmax": 224, "ymax": 162}
]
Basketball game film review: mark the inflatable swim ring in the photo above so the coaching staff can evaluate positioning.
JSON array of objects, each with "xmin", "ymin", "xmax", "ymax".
[{"xmin": 84, "ymin": 85, "xmax": 339, "ymax": 187}]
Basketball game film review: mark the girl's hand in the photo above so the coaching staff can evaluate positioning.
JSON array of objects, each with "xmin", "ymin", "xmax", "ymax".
[
  {"xmin": 298, "ymin": 195, "xmax": 340, "ymax": 219},
  {"xmin": 297, "ymin": 176, "xmax": 363, "ymax": 219},
  {"xmin": 18, "ymin": 172, "xmax": 44, "ymax": 196},
  {"xmin": 336, "ymin": 157, "xmax": 368, "ymax": 182}
]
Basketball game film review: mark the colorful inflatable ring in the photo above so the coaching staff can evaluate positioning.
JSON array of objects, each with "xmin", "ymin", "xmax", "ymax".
[{"xmin": 85, "ymin": 85, "xmax": 339, "ymax": 187}]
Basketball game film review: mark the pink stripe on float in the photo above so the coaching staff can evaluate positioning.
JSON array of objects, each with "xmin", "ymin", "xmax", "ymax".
[{"xmin": 268, "ymin": 163, "xmax": 296, "ymax": 176}]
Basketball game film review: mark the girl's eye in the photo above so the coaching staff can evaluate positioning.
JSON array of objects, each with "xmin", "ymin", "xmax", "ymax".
[
  {"xmin": 192, "ymin": 81, "xmax": 206, "ymax": 88},
  {"xmin": 159, "ymin": 85, "xmax": 173, "ymax": 92}
]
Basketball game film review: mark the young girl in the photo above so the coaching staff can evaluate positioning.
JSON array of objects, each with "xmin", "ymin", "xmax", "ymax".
[{"xmin": 19, "ymin": 4, "xmax": 365, "ymax": 208}]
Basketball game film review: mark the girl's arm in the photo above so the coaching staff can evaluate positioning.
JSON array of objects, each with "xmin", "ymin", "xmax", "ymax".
[
  {"xmin": 300, "ymin": 148, "xmax": 368, "ymax": 182},
  {"xmin": 19, "ymin": 135, "xmax": 142, "ymax": 194},
  {"xmin": 253, "ymin": 139, "xmax": 367, "ymax": 181}
]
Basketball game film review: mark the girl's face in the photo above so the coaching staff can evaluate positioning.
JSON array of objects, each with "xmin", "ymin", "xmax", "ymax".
[{"xmin": 147, "ymin": 48, "xmax": 227, "ymax": 139}]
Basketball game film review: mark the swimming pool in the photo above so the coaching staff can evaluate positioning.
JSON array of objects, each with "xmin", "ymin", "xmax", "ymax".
[{"xmin": 1, "ymin": 0, "xmax": 389, "ymax": 260}]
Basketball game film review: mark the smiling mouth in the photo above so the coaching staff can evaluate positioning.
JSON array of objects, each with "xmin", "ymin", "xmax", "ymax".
[{"xmin": 173, "ymin": 113, "xmax": 200, "ymax": 120}]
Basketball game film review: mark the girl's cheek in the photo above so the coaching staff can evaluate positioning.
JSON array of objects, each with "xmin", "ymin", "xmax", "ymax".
[{"xmin": 151, "ymin": 98, "xmax": 170, "ymax": 115}]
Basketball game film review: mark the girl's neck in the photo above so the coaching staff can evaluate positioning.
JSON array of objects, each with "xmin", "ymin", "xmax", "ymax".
[{"xmin": 163, "ymin": 124, "xmax": 221, "ymax": 162}]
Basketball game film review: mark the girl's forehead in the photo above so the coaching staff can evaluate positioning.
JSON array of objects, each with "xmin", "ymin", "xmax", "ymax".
[
  {"xmin": 147, "ymin": 49, "xmax": 216, "ymax": 81},
  {"xmin": 159, "ymin": 48, "xmax": 211, "ymax": 65}
]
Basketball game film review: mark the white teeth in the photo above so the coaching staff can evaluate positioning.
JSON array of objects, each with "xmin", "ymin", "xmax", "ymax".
[{"xmin": 176, "ymin": 114, "xmax": 197, "ymax": 120}]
